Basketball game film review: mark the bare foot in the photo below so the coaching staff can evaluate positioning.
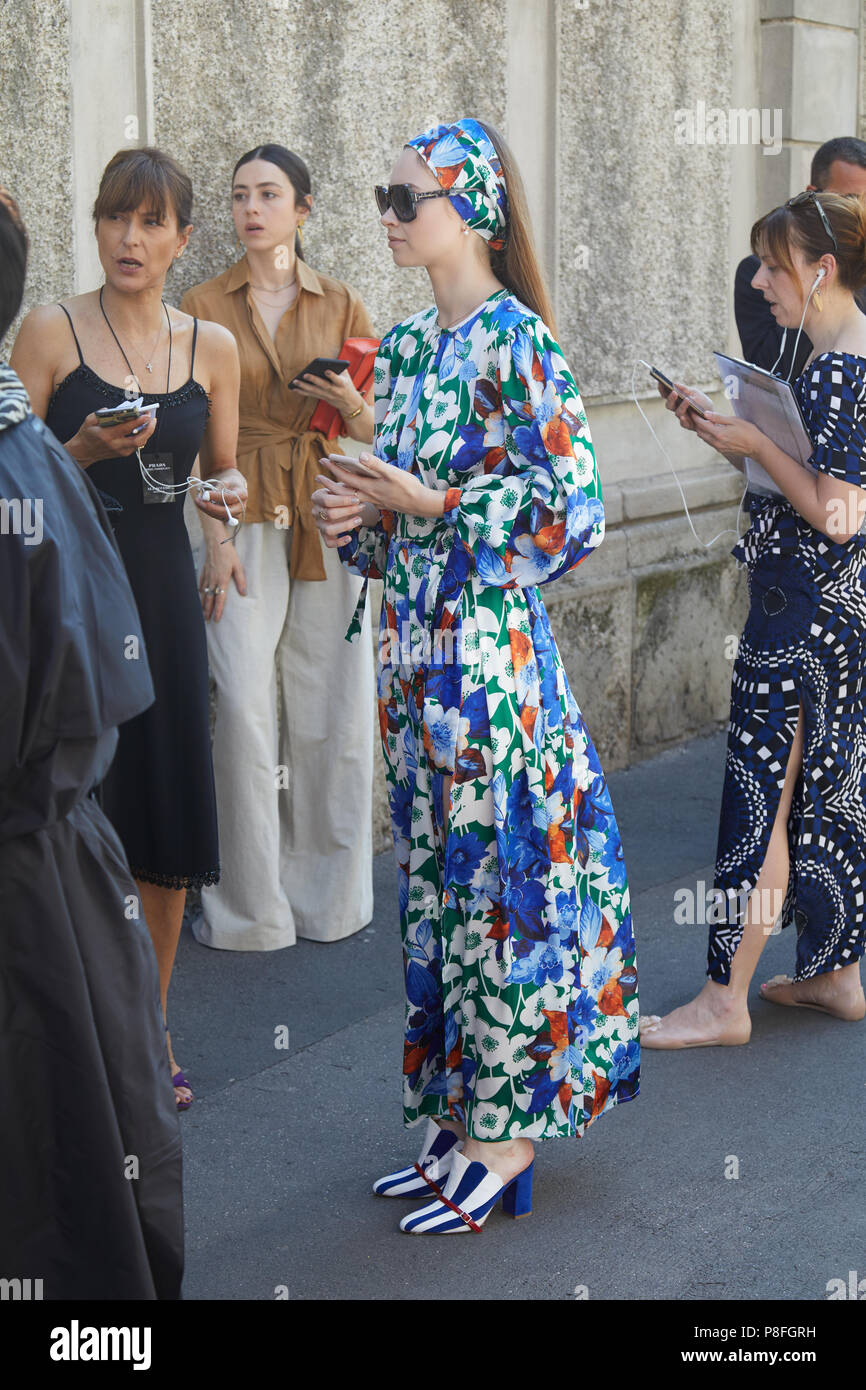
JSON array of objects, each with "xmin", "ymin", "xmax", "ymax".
[
  {"xmin": 640, "ymin": 980, "xmax": 751, "ymax": 1049},
  {"xmin": 435, "ymin": 1116, "xmax": 467, "ymax": 1141},
  {"xmin": 461, "ymin": 1135, "xmax": 534, "ymax": 1184},
  {"xmin": 760, "ymin": 966, "xmax": 866, "ymax": 1021}
]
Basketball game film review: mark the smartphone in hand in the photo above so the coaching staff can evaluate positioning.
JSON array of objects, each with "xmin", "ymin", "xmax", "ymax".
[
  {"xmin": 291, "ymin": 357, "xmax": 350, "ymax": 387},
  {"xmin": 327, "ymin": 452, "xmax": 379, "ymax": 478},
  {"xmin": 648, "ymin": 365, "xmax": 710, "ymax": 419},
  {"xmin": 94, "ymin": 400, "xmax": 159, "ymax": 429}
]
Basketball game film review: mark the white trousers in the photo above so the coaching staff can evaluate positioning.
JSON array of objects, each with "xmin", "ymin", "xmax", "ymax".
[{"xmin": 193, "ymin": 520, "xmax": 374, "ymax": 950}]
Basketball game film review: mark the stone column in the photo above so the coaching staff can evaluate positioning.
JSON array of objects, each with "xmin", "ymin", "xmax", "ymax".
[
  {"xmin": 68, "ymin": 0, "xmax": 153, "ymax": 292},
  {"xmin": 505, "ymin": 0, "xmax": 558, "ymax": 302},
  {"xmin": 759, "ymin": 0, "xmax": 861, "ymax": 205}
]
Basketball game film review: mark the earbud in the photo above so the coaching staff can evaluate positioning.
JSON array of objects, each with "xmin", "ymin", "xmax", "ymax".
[
  {"xmin": 195, "ymin": 479, "xmax": 238, "ymax": 524},
  {"xmin": 813, "ymin": 267, "xmax": 826, "ymax": 285}
]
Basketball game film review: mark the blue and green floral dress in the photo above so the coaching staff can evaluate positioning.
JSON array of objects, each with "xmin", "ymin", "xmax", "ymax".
[{"xmin": 339, "ymin": 289, "xmax": 640, "ymax": 1141}]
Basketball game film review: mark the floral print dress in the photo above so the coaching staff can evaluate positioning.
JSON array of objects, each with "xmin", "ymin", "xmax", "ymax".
[{"xmin": 339, "ymin": 289, "xmax": 640, "ymax": 1141}]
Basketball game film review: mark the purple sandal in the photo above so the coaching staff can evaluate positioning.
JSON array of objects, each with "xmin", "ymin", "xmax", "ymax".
[
  {"xmin": 165, "ymin": 1025, "xmax": 193, "ymax": 1110},
  {"xmin": 172, "ymin": 1069, "xmax": 194, "ymax": 1111}
]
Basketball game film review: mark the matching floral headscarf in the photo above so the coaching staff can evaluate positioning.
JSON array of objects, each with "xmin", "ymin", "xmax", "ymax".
[{"xmin": 405, "ymin": 117, "xmax": 508, "ymax": 251}]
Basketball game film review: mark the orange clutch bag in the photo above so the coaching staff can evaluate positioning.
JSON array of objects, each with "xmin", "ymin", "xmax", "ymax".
[{"xmin": 309, "ymin": 337, "xmax": 380, "ymax": 440}]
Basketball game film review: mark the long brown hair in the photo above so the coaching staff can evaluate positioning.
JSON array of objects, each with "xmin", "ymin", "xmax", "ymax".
[
  {"xmin": 477, "ymin": 121, "xmax": 557, "ymax": 337},
  {"xmin": 751, "ymin": 191, "xmax": 866, "ymax": 298}
]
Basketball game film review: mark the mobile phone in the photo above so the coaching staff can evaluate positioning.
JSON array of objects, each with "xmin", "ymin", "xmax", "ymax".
[
  {"xmin": 327, "ymin": 452, "xmax": 379, "ymax": 478},
  {"xmin": 291, "ymin": 357, "xmax": 350, "ymax": 385},
  {"xmin": 648, "ymin": 366, "xmax": 709, "ymax": 419},
  {"xmin": 95, "ymin": 405, "xmax": 141, "ymax": 428},
  {"xmin": 94, "ymin": 401, "xmax": 159, "ymax": 428}
]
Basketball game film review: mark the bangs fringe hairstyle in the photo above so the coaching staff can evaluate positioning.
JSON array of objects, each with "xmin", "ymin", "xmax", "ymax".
[
  {"xmin": 475, "ymin": 121, "xmax": 557, "ymax": 337},
  {"xmin": 751, "ymin": 190, "xmax": 866, "ymax": 297},
  {"xmin": 232, "ymin": 144, "xmax": 312, "ymax": 262},
  {"xmin": 92, "ymin": 147, "xmax": 193, "ymax": 229}
]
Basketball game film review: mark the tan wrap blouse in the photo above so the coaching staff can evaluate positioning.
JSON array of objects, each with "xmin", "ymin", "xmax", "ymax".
[{"xmin": 180, "ymin": 254, "xmax": 374, "ymax": 580}]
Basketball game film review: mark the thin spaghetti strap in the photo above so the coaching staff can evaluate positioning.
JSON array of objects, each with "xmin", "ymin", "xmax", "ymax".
[
  {"xmin": 57, "ymin": 303, "xmax": 84, "ymax": 366},
  {"xmin": 190, "ymin": 317, "xmax": 199, "ymax": 375}
]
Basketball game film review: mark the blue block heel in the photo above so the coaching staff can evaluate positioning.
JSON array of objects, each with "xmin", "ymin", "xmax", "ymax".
[{"xmin": 501, "ymin": 1160, "xmax": 534, "ymax": 1219}]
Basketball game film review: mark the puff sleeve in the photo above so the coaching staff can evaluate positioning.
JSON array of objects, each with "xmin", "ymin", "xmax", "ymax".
[
  {"xmin": 440, "ymin": 317, "xmax": 604, "ymax": 588},
  {"xmin": 804, "ymin": 356, "xmax": 866, "ymax": 487}
]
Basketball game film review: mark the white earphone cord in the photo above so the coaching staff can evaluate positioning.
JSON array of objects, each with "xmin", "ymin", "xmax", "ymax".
[
  {"xmin": 136, "ymin": 449, "xmax": 244, "ymax": 538},
  {"xmin": 631, "ymin": 360, "xmax": 748, "ymax": 550},
  {"xmin": 630, "ymin": 272, "xmax": 823, "ymax": 550}
]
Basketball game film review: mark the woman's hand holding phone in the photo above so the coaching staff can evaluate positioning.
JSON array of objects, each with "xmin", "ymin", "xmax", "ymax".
[
  {"xmin": 291, "ymin": 366, "xmax": 362, "ymax": 412},
  {"xmin": 324, "ymin": 451, "xmax": 445, "ymax": 523},
  {"xmin": 65, "ymin": 409, "xmax": 158, "ymax": 467},
  {"xmin": 656, "ymin": 379, "xmax": 755, "ymax": 465},
  {"xmin": 656, "ymin": 379, "xmax": 715, "ymax": 432}
]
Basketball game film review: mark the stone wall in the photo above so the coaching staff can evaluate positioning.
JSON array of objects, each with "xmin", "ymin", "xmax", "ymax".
[
  {"xmin": 555, "ymin": 0, "xmax": 732, "ymax": 396},
  {"xmin": 2, "ymin": 0, "xmax": 858, "ymax": 862},
  {"xmin": 152, "ymin": 0, "xmax": 509, "ymax": 340},
  {"xmin": 0, "ymin": 0, "xmax": 72, "ymax": 353}
]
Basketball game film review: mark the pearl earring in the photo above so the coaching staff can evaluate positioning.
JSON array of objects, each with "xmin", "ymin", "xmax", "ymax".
[{"xmin": 462, "ymin": 224, "xmax": 469, "ymax": 236}]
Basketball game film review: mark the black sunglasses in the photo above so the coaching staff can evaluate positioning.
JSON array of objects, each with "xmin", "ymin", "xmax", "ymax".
[
  {"xmin": 786, "ymin": 190, "xmax": 838, "ymax": 254},
  {"xmin": 374, "ymin": 184, "xmax": 452, "ymax": 222}
]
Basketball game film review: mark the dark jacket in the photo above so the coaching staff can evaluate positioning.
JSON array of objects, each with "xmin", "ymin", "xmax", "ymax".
[{"xmin": 0, "ymin": 374, "xmax": 184, "ymax": 1300}]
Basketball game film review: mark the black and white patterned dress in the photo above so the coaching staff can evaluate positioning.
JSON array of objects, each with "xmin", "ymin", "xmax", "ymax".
[{"xmin": 710, "ymin": 352, "xmax": 866, "ymax": 982}]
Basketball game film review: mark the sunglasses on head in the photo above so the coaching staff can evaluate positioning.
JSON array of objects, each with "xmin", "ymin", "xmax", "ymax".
[
  {"xmin": 374, "ymin": 184, "xmax": 452, "ymax": 222},
  {"xmin": 785, "ymin": 190, "xmax": 838, "ymax": 254}
]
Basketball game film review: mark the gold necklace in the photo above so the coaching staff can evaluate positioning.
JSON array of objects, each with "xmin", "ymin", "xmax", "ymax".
[{"xmin": 249, "ymin": 279, "xmax": 296, "ymax": 294}]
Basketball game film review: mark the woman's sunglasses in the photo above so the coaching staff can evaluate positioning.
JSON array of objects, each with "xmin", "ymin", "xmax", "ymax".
[
  {"xmin": 374, "ymin": 184, "xmax": 452, "ymax": 222},
  {"xmin": 786, "ymin": 190, "xmax": 838, "ymax": 254}
]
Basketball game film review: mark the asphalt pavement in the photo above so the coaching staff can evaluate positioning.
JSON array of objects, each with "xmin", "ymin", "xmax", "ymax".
[{"xmin": 170, "ymin": 727, "xmax": 866, "ymax": 1301}]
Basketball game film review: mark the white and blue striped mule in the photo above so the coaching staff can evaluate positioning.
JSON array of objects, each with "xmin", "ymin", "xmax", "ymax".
[
  {"xmin": 399, "ymin": 1150, "xmax": 535, "ymax": 1234},
  {"xmin": 372, "ymin": 1118, "xmax": 463, "ymax": 1198}
]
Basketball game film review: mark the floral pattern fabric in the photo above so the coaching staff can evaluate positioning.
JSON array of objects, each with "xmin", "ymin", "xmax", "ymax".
[
  {"xmin": 338, "ymin": 290, "xmax": 639, "ymax": 1140},
  {"xmin": 405, "ymin": 118, "xmax": 508, "ymax": 249}
]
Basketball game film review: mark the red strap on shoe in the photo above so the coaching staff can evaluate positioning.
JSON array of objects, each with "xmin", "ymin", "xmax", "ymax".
[
  {"xmin": 413, "ymin": 1162, "xmax": 445, "ymax": 1199},
  {"xmin": 414, "ymin": 1164, "xmax": 481, "ymax": 1232}
]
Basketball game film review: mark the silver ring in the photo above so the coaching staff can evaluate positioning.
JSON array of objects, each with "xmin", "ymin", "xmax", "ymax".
[
  {"xmin": 214, "ymin": 586, "xmax": 225, "ymax": 595},
  {"xmin": 203, "ymin": 586, "xmax": 214, "ymax": 595}
]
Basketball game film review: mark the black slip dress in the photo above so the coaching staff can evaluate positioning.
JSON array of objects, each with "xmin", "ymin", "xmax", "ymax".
[{"xmin": 45, "ymin": 304, "xmax": 220, "ymax": 889}]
